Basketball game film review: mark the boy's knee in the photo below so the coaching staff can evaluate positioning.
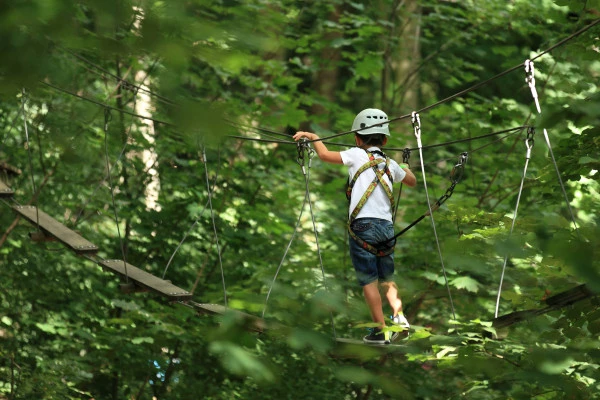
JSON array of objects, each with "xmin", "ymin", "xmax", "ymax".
[{"xmin": 380, "ymin": 280, "xmax": 397, "ymax": 289}]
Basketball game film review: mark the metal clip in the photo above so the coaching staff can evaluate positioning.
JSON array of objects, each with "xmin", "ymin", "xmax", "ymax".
[
  {"xmin": 411, "ymin": 112, "xmax": 422, "ymax": 147},
  {"xmin": 402, "ymin": 148, "xmax": 411, "ymax": 165},
  {"xmin": 450, "ymin": 152, "xmax": 468, "ymax": 184},
  {"xmin": 296, "ymin": 138, "xmax": 310, "ymax": 175},
  {"xmin": 525, "ymin": 126, "xmax": 535, "ymax": 159},
  {"xmin": 104, "ymin": 108, "xmax": 112, "ymax": 132},
  {"xmin": 524, "ymin": 59, "xmax": 541, "ymax": 114}
]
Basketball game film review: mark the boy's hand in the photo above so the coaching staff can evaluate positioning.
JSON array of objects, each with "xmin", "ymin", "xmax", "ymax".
[{"xmin": 293, "ymin": 131, "xmax": 317, "ymax": 141}]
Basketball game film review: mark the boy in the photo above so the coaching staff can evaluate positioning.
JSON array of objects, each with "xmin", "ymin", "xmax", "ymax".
[{"xmin": 293, "ymin": 108, "xmax": 417, "ymax": 344}]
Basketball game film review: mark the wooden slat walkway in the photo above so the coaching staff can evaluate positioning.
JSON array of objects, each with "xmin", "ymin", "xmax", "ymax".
[
  {"xmin": 97, "ymin": 259, "xmax": 192, "ymax": 301},
  {"xmin": 13, "ymin": 205, "xmax": 98, "ymax": 254},
  {"xmin": 190, "ymin": 302, "xmax": 266, "ymax": 332},
  {"xmin": 493, "ymin": 284, "xmax": 595, "ymax": 329},
  {"xmin": 0, "ymin": 181, "xmax": 14, "ymax": 198}
]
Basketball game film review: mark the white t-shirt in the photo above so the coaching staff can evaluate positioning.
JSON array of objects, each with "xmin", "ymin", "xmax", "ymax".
[{"xmin": 340, "ymin": 147, "xmax": 406, "ymax": 221}]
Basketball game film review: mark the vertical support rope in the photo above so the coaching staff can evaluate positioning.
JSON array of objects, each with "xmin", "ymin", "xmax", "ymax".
[
  {"xmin": 103, "ymin": 108, "xmax": 129, "ymax": 282},
  {"xmin": 20, "ymin": 89, "xmax": 40, "ymax": 229},
  {"xmin": 202, "ymin": 146, "xmax": 227, "ymax": 307},
  {"xmin": 303, "ymin": 146, "xmax": 337, "ymax": 339},
  {"xmin": 526, "ymin": 60, "xmax": 579, "ymax": 235},
  {"xmin": 542, "ymin": 129, "xmax": 580, "ymax": 236},
  {"xmin": 412, "ymin": 112, "xmax": 457, "ymax": 322},
  {"xmin": 494, "ymin": 128, "xmax": 535, "ymax": 318},
  {"xmin": 262, "ymin": 179, "xmax": 307, "ymax": 319}
]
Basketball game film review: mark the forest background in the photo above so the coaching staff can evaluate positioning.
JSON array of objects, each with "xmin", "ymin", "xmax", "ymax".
[{"xmin": 1, "ymin": 0, "xmax": 599, "ymax": 399}]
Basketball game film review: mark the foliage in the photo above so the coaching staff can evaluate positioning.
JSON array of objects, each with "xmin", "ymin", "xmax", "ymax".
[{"xmin": 1, "ymin": 0, "xmax": 599, "ymax": 399}]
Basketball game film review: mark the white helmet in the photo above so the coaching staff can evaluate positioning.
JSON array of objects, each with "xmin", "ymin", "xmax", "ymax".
[{"xmin": 351, "ymin": 108, "xmax": 390, "ymax": 136}]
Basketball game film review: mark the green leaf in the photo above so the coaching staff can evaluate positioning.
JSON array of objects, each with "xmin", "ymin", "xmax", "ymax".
[
  {"xmin": 131, "ymin": 337, "xmax": 154, "ymax": 344},
  {"xmin": 450, "ymin": 276, "xmax": 480, "ymax": 293}
]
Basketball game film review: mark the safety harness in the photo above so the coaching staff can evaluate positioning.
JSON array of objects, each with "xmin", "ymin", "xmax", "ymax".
[{"xmin": 346, "ymin": 149, "xmax": 396, "ymax": 257}]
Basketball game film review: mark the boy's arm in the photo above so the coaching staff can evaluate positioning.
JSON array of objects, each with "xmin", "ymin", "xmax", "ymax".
[
  {"xmin": 400, "ymin": 165, "xmax": 417, "ymax": 187},
  {"xmin": 293, "ymin": 131, "xmax": 343, "ymax": 164}
]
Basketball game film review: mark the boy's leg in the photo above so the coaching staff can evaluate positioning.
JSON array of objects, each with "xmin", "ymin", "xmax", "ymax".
[
  {"xmin": 381, "ymin": 281, "xmax": 402, "ymax": 316},
  {"xmin": 363, "ymin": 281, "xmax": 385, "ymax": 327}
]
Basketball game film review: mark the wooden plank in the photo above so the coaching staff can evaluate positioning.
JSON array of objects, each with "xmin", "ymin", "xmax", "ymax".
[
  {"xmin": 493, "ymin": 284, "xmax": 596, "ymax": 330},
  {"xmin": 0, "ymin": 180, "xmax": 14, "ymax": 198},
  {"xmin": 97, "ymin": 259, "xmax": 192, "ymax": 301},
  {"xmin": 544, "ymin": 284, "xmax": 593, "ymax": 308},
  {"xmin": 190, "ymin": 302, "xmax": 266, "ymax": 332},
  {"xmin": 13, "ymin": 205, "xmax": 98, "ymax": 254},
  {"xmin": 336, "ymin": 337, "xmax": 408, "ymax": 348}
]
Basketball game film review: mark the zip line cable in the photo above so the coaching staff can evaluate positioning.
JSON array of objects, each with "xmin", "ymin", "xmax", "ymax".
[
  {"xmin": 61, "ymin": 48, "xmax": 177, "ymax": 107},
  {"xmin": 234, "ymin": 18, "xmax": 600, "ymax": 145},
  {"xmin": 40, "ymin": 81, "xmax": 175, "ymax": 128},
  {"xmin": 41, "ymin": 18, "xmax": 599, "ymax": 152}
]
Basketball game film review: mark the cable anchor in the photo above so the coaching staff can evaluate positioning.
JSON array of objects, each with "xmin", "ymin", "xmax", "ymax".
[{"xmin": 525, "ymin": 59, "xmax": 541, "ymax": 114}]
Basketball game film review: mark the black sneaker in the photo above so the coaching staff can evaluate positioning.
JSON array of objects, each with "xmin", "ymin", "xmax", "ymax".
[{"xmin": 363, "ymin": 328, "xmax": 390, "ymax": 345}]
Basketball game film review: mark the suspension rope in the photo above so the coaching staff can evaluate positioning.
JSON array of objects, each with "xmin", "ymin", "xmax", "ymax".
[
  {"xmin": 200, "ymin": 145, "xmax": 228, "ymax": 307},
  {"xmin": 103, "ymin": 108, "xmax": 129, "ymax": 282},
  {"xmin": 161, "ymin": 146, "xmax": 222, "ymax": 281},
  {"xmin": 524, "ymin": 60, "xmax": 580, "ymax": 236},
  {"xmin": 73, "ymin": 73, "xmax": 150, "ymax": 226},
  {"xmin": 262, "ymin": 141, "xmax": 311, "ymax": 319},
  {"xmin": 392, "ymin": 148, "xmax": 412, "ymax": 222},
  {"xmin": 60, "ymin": 48, "xmax": 177, "ymax": 107},
  {"xmin": 299, "ymin": 140, "xmax": 337, "ymax": 338},
  {"xmin": 494, "ymin": 127, "xmax": 536, "ymax": 318},
  {"xmin": 542, "ymin": 128, "xmax": 580, "ymax": 235},
  {"xmin": 237, "ymin": 19, "xmax": 600, "ymax": 145},
  {"xmin": 40, "ymin": 81, "xmax": 175, "ymax": 127},
  {"xmin": 412, "ymin": 112, "xmax": 457, "ymax": 322},
  {"xmin": 20, "ymin": 89, "xmax": 41, "ymax": 230}
]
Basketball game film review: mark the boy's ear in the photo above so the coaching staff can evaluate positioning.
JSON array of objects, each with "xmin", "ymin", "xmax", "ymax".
[
  {"xmin": 382, "ymin": 136, "xmax": 388, "ymax": 146},
  {"xmin": 355, "ymin": 134, "xmax": 363, "ymax": 146}
]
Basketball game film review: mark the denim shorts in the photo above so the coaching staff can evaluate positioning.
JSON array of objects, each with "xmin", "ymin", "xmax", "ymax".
[{"xmin": 349, "ymin": 218, "xmax": 395, "ymax": 286}]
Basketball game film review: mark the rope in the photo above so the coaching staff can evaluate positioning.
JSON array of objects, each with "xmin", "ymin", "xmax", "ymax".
[
  {"xmin": 20, "ymin": 89, "xmax": 41, "ymax": 230},
  {"xmin": 542, "ymin": 129, "xmax": 580, "ymax": 236},
  {"xmin": 103, "ymin": 108, "xmax": 129, "ymax": 282},
  {"xmin": 232, "ymin": 19, "xmax": 600, "ymax": 146},
  {"xmin": 61, "ymin": 48, "xmax": 177, "ymax": 106},
  {"xmin": 494, "ymin": 127, "xmax": 535, "ymax": 318},
  {"xmin": 412, "ymin": 112, "xmax": 457, "ymax": 322},
  {"xmin": 262, "ymin": 174, "xmax": 308, "ymax": 319},
  {"xmin": 73, "ymin": 69, "xmax": 152, "ymax": 226},
  {"xmin": 302, "ymin": 144, "xmax": 337, "ymax": 339},
  {"xmin": 525, "ymin": 59, "xmax": 580, "ymax": 236},
  {"xmin": 40, "ymin": 81, "xmax": 175, "ymax": 127},
  {"xmin": 201, "ymin": 146, "xmax": 227, "ymax": 307}
]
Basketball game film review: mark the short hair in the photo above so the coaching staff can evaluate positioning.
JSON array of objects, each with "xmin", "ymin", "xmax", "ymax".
[{"xmin": 357, "ymin": 133, "xmax": 386, "ymax": 146}]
